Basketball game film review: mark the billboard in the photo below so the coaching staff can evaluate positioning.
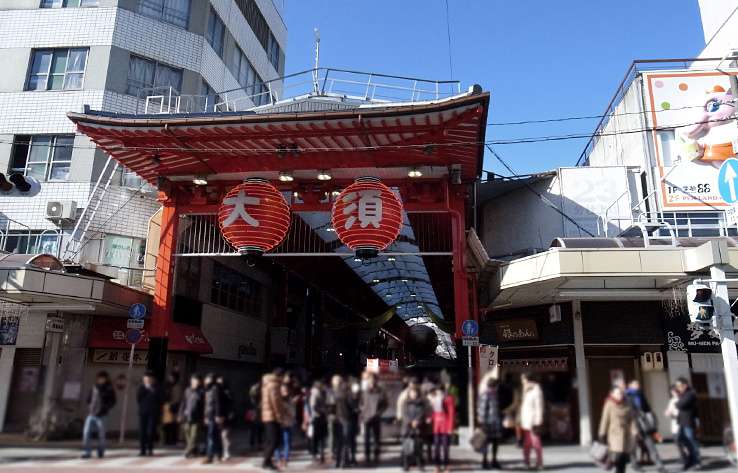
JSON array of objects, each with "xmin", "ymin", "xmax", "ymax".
[{"xmin": 645, "ymin": 71, "xmax": 737, "ymax": 210}]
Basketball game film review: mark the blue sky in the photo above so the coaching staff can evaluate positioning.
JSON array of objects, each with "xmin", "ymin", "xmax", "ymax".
[{"xmin": 281, "ymin": 0, "xmax": 706, "ymax": 176}]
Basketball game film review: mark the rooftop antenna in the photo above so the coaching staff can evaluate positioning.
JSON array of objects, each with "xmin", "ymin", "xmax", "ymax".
[{"xmin": 313, "ymin": 27, "xmax": 320, "ymax": 94}]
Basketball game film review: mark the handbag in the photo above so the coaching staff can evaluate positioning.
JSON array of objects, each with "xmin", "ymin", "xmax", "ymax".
[
  {"xmin": 403, "ymin": 437, "xmax": 417, "ymax": 456},
  {"xmin": 637, "ymin": 412, "xmax": 658, "ymax": 435},
  {"xmin": 588, "ymin": 440, "xmax": 609, "ymax": 462},
  {"xmin": 502, "ymin": 413, "xmax": 515, "ymax": 429},
  {"xmin": 470, "ymin": 428, "xmax": 488, "ymax": 453}
]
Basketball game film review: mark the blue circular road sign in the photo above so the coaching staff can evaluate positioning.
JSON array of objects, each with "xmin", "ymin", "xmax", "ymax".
[
  {"xmin": 129, "ymin": 303, "xmax": 146, "ymax": 319},
  {"xmin": 125, "ymin": 328, "xmax": 142, "ymax": 345},
  {"xmin": 718, "ymin": 158, "xmax": 738, "ymax": 204},
  {"xmin": 462, "ymin": 319, "xmax": 479, "ymax": 337}
]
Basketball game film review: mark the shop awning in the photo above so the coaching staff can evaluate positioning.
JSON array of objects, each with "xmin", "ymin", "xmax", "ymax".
[{"xmin": 89, "ymin": 316, "xmax": 213, "ymax": 354}]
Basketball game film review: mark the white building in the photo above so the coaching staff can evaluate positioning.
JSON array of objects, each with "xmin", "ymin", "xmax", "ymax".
[{"xmin": 0, "ymin": 0, "xmax": 286, "ymax": 432}]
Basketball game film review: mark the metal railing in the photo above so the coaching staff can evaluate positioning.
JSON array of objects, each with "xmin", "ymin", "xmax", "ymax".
[{"xmin": 137, "ymin": 68, "xmax": 462, "ymax": 115}]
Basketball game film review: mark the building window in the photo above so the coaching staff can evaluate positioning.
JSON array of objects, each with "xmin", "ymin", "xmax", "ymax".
[
  {"xmin": 41, "ymin": 0, "xmax": 98, "ymax": 6},
  {"xmin": 9, "ymin": 135, "xmax": 74, "ymax": 181},
  {"xmin": 267, "ymin": 33, "xmax": 281, "ymax": 71},
  {"xmin": 211, "ymin": 262, "xmax": 260, "ymax": 314},
  {"xmin": 26, "ymin": 49, "xmax": 88, "ymax": 91},
  {"xmin": 231, "ymin": 48, "xmax": 268, "ymax": 106},
  {"xmin": 234, "ymin": 0, "xmax": 277, "ymax": 64},
  {"xmin": 206, "ymin": 8, "xmax": 225, "ymax": 58},
  {"xmin": 200, "ymin": 82, "xmax": 220, "ymax": 112},
  {"xmin": 177, "ymin": 257, "xmax": 201, "ymax": 298},
  {"xmin": 137, "ymin": 0, "xmax": 190, "ymax": 29},
  {"xmin": 125, "ymin": 55, "xmax": 183, "ymax": 97},
  {"xmin": 2, "ymin": 232, "xmax": 59, "ymax": 256}
]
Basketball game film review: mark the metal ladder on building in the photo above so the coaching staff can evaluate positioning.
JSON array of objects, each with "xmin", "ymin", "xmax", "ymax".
[{"xmin": 62, "ymin": 156, "xmax": 119, "ymax": 261}]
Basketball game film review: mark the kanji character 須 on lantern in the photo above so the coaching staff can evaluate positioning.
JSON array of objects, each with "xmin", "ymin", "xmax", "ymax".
[
  {"xmin": 331, "ymin": 177, "xmax": 403, "ymax": 259},
  {"xmin": 218, "ymin": 178, "xmax": 291, "ymax": 256}
]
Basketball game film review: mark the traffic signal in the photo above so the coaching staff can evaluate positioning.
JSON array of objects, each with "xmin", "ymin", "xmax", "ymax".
[
  {"xmin": 686, "ymin": 282, "xmax": 715, "ymax": 326},
  {"xmin": 0, "ymin": 173, "xmax": 40, "ymax": 197}
]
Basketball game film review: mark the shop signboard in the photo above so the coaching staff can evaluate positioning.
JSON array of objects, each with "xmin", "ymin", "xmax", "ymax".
[
  {"xmin": 45, "ymin": 317, "xmax": 65, "ymax": 333},
  {"xmin": 494, "ymin": 318, "xmax": 539, "ymax": 342},
  {"xmin": 92, "ymin": 348, "xmax": 149, "ymax": 365},
  {"xmin": 479, "ymin": 345, "xmax": 499, "ymax": 378},
  {"xmin": 0, "ymin": 315, "xmax": 20, "ymax": 345},
  {"xmin": 663, "ymin": 311, "xmax": 721, "ymax": 353},
  {"xmin": 644, "ymin": 71, "xmax": 738, "ymax": 210}
]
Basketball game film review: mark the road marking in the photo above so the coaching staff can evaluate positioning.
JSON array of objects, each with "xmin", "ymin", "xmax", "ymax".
[
  {"xmin": 98, "ymin": 455, "xmax": 140, "ymax": 467},
  {"xmin": 144, "ymin": 455, "xmax": 185, "ymax": 467},
  {"xmin": 50, "ymin": 458, "xmax": 87, "ymax": 467}
]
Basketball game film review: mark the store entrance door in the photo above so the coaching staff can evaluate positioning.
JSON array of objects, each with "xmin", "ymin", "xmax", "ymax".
[{"xmin": 587, "ymin": 357, "xmax": 636, "ymax": 439}]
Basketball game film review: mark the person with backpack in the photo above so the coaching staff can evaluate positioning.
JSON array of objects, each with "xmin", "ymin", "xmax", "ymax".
[
  {"xmin": 401, "ymin": 386, "xmax": 427, "ymax": 472},
  {"xmin": 477, "ymin": 379, "xmax": 503, "ymax": 470},
  {"xmin": 81, "ymin": 371, "xmax": 117, "ymax": 459},
  {"xmin": 624, "ymin": 379, "xmax": 666, "ymax": 473}
]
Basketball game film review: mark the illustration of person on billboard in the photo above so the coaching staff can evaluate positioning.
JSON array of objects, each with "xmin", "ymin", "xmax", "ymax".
[{"xmin": 676, "ymin": 85, "xmax": 736, "ymax": 168}]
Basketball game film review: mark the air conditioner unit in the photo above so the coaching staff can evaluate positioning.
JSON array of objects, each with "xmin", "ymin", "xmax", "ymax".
[{"xmin": 45, "ymin": 200, "xmax": 77, "ymax": 221}]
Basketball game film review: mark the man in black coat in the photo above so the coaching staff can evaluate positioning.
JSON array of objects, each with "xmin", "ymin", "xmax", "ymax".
[
  {"xmin": 201, "ymin": 373, "xmax": 225, "ymax": 464},
  {"xmin": 178, "ymin": 374, "xmax": 204, "ymax": 458},
  {"xmin": 675, "ymin": 377, "xmax": 701, "ymax": 470},
  {"xmin": 137, "ymin": 370, "xmax": 163, "ymax": 456},
  {"xmin": 81, "ymin": 371, "xmax": 117, "ymax": 459}
]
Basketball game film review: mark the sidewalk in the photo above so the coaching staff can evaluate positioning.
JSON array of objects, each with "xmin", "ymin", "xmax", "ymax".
[{"xmin": 0, "ymin": 436, "xmax": 735, "ymax": 472}]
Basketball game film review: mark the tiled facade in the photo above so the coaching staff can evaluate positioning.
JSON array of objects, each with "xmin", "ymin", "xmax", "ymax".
[{"xmin": 0, "ymin": 1, "xmax": 286, "ymax": 286}]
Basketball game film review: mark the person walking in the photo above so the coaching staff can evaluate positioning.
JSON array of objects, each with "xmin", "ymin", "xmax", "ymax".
[
  {"xmin": 624, "ymin": 379, "xmax": 665, "ymax": 472},
  {"xmin": 137, "ymin": 370, "xmax": 163, "ymax": 457},
  {"xmin": 332, "ymin": 375, "xmax": 352, "ymax": 468},
  {"xmin": 477, "ymin": 379, "xmax": 503, "ymax": 470},
  {"xmin": 675, "ymin": 377, "xmax": 701, "ymax": 471},
  {"xmin": 519, "ymin": 372, "xmax": 544, "ymax": 470},
  {"xmin": 161, "ymin": 372, "xmax": 183, "ymax": 446},
  {"xmin": 360, "ymin": 372, "xmax": 389, "ymax": 466},
  {"xmin": 178, "ymin": 374, "xmax": 204, "ymax": 458},
  {"xmin": 309, "ymin": 380, "xmax": 329, "ymax": 464},
  {"xmin": 261, "ymin": 369, "xmax": 286, "ymax": 470},
  {"xmin": 249, "ymin": 380, "xmax": 264, "ymax": 450},
  {"xmin": 664, "ymin": 385, "xmax": 687, "ymax": 466},
  {"xmin": 401, "ymin": 386, "xmax": 427, "ymax": 472},
  {"xmin": 430, "ymin": 384, "xmax": 455, "ymax": 473},
  {"xmin": 348, "ymin": 382, "xmax": 361, "ymax": 467},
  {"xmin": 217, "ymin": 376, "xmax": 235, "ymax": 461},
  {"xmin": 201, "ymin": 373, "xmax": 224, "ymax": 464},
  {"xmin": 275, "ymin": 383, "xmax": 297, "ymax": 468},
  {"xmin": 80, "ymin": 371, "xmax": 116, "ymax": 459},
  {"xmin": 598, "ymin": 386, "xmax": 635, "ymax": 473}
]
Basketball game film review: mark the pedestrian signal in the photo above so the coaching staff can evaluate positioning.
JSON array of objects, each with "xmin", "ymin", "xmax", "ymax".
[
  {"xmin": 0, "ymin": 173, "xmax": 40, "ymax": 197},
  {"xmin": 686, "ymin": 283, "xmax": 715, "ymax": 327}
]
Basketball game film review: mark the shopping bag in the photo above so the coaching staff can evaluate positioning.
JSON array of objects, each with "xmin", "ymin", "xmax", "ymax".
[
  {"xmin": 502, "ymin": 413, "xmax": 515, "ymax": 429},
  {"xmin": 470, "ymin": 428, "xmax": 488, "ymax": 453}
]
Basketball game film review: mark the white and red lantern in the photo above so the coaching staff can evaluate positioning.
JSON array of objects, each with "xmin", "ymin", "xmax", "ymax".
[
  {"xmin": 218, "ymin": 178, "xmax": 291, "ymax": 256},
  {"xmin": 331, "ymin": 177, "xmax": 403, "ymax": 259}
]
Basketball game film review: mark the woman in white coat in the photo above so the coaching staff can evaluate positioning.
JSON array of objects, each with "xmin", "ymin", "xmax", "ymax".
[{"xmin": 519, "ymin": 372, "xmax": 544, "ymax": 470}]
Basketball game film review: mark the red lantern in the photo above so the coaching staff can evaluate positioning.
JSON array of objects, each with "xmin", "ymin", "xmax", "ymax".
[
  {"xmin": 218, "ymin": 178, "xmax": 291, "ymax": 256},
  {"xmin": 332, "ymin": 177, "xmax": 403, "ymax": 259}
]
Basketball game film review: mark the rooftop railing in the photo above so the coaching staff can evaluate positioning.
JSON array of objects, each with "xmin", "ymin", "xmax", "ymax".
[{"xmin": 137, "ymin": 68, "xmax": 462, "ymax": 115}]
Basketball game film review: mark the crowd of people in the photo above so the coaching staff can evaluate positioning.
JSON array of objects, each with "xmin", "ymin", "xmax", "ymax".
[
  {"xmin": 78, "ymin": 368, "xmax": 706, "ymax": 472},
  {"xmin": 597, "ymin": 377, "xmax": 702, "ymax": 473}
]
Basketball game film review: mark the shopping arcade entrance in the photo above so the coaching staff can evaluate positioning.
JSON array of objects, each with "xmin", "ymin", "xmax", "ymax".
[{"xmin": 67, "ymin": 90, "xmax": 490, "ymax": 378}]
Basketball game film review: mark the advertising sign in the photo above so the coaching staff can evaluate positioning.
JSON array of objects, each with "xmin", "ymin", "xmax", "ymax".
[
  {"xmin": 494, "ymin": 318, "xmax": 539, "ymax": 341},
  {"xmin": 479, "ymin": 345, "xmax": 499, "ymax": 378},
  {"xmin": 645, "ymin": 71, "xmax": 738, "ymax": 210},
  {"xmin": 0, "ymin": 315, "xmax": 20, "ymax": 345}
]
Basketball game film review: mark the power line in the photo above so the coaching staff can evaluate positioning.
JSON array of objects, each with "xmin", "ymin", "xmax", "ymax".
[{"xmin": 486, "ymin": 144, "xmax": 596, "ymax": 238}]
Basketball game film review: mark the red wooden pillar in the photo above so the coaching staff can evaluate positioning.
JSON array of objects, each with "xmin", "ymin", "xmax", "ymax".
[{"xmin": 148, "ymin": 194, "xmax": 178, "ymax": 380}]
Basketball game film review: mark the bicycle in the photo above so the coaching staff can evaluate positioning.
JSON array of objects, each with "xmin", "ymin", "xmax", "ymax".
[
  {"xmin": 26, "ymin": 403, "xmax": 84, "ymax": 442},
  {"xmin": 725, "ymin": 425, "xmax": 737, "ymax": 466}
]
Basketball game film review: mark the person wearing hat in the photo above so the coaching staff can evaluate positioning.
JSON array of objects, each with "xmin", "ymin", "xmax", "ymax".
[
  {"xmin": 81, "ymin": 371, "xmax": 116, "ymax": 459},
  {"xmin": 137, "ymin": 370, "xmax": 163, "ymax": 456},
  {"xmin": 202, "ymin": 372, "xmax": 225, "ymax": 464}
]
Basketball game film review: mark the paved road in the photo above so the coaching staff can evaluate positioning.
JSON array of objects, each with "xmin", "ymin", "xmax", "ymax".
[{"xmin": 0, "ymin": 443, "xmax": 735, "ymax": 472}]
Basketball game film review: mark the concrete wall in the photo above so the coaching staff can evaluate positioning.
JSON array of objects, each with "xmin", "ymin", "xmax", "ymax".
[{"xmin": 697, "ymin": 0, "xmax": 738, "ymax": 49}]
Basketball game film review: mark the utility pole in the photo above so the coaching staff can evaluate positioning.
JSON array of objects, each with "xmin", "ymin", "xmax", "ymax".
[{"xmin": 709, "ymin": 264, "xmax": 738, "ymax": 469}]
